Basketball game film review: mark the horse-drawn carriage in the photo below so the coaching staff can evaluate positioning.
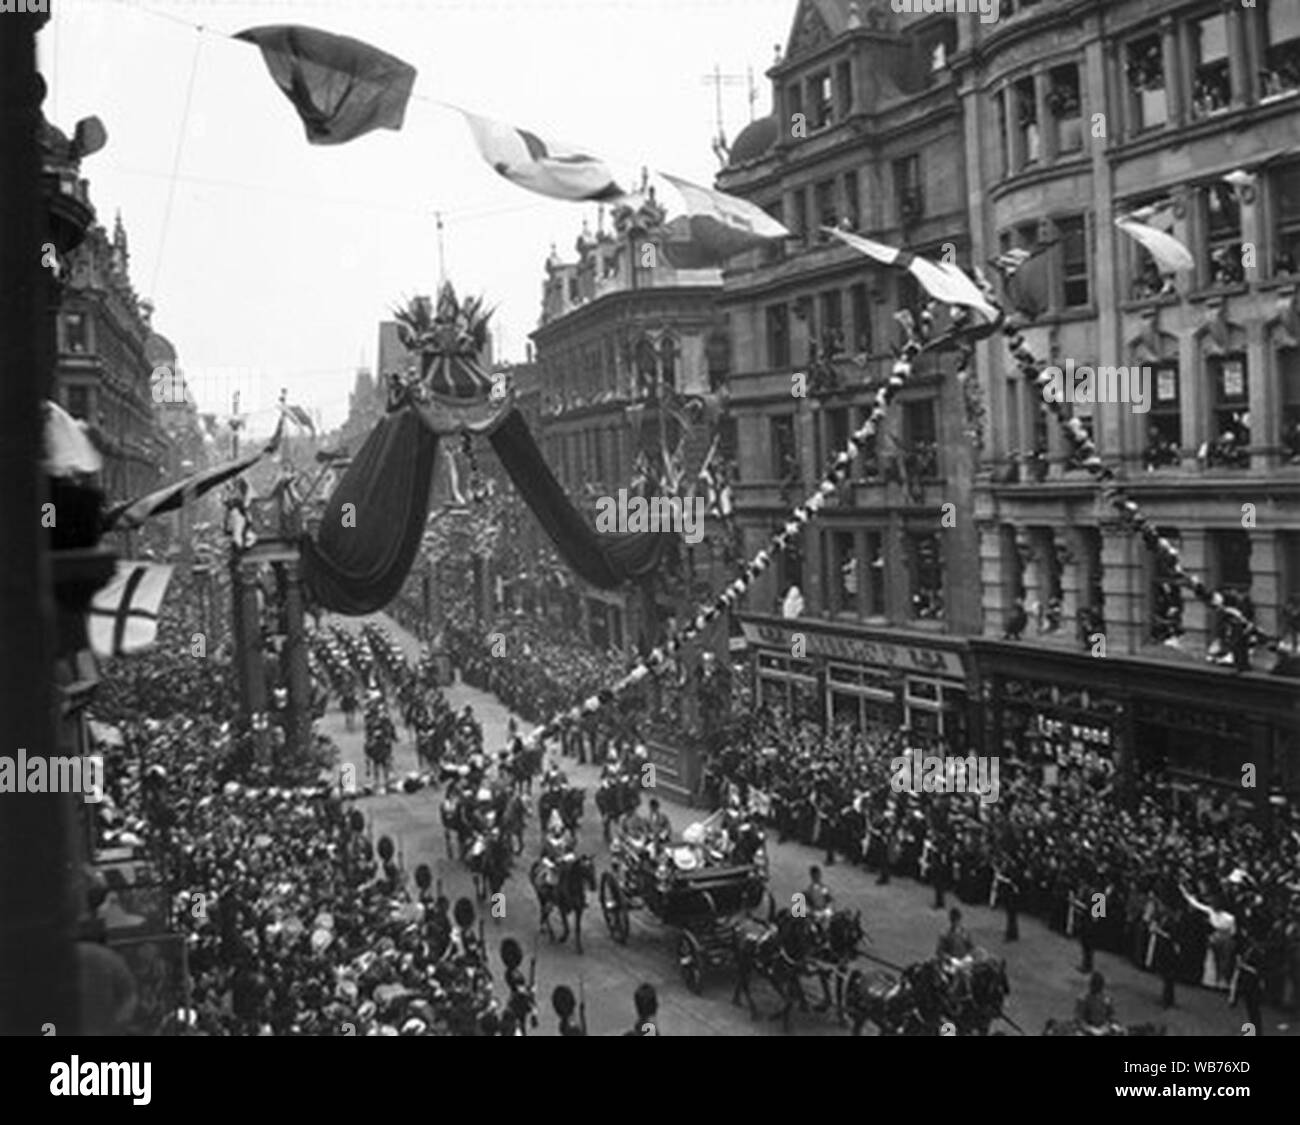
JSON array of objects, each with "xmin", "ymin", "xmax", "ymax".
[{"xmin": 599, "ymin": 826, "xmax": 770, "ymax": 994}]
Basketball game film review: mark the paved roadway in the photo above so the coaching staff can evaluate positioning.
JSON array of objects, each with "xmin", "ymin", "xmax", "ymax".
[{"xmin": 319, "ymin": 613, "xmax": 1293, "ymax": 1038}]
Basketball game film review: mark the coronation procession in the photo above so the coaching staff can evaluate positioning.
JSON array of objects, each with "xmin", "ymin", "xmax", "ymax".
[{"xmin": 6, "ymin": 0, "xmax": 1300, "ymax": 1060}]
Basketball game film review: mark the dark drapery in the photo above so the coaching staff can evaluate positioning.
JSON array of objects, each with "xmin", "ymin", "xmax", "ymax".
[
  {"xmin": 300, "ymin": 407, "xmax": 438, "ymax": 614},
  {"xmin": 488, "ymin": 408, "xmax": 665, "ymax": 589}
]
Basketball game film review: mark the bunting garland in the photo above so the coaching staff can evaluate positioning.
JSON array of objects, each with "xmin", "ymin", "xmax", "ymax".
[
  {"xmin": 521, "ymin": 311, "xmax": 943, "ymax": 748},
  {"xmin": 973, "ymin": 269, "xmax": 1279, "ymax": 656}
]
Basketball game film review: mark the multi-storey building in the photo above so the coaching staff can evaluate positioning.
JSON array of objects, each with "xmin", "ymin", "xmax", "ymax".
[
  {"xmin": 717, "ymin": 0, "xmax": 981, "ymax": 744},
  {"xmin": 51, "ymin": 186, "xmax": 172, "ymax": 506},
  {"xmin": 953, "ymin": 0, "xmax": 1300, "ymax": 802},
  {"xmin": 530, "ymin": 211, "xmax": 732, "ymax": 654}
]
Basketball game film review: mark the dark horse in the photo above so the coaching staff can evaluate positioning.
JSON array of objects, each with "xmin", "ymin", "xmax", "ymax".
[
  {"xmin": 733, "ymin": 909, "xmax": 837, "ymax": 1032},
  {"xmin": 468, "ymin": 828, "xmax": 512, "ymax": 907},
  {"xmin": 844, "ymin": 959, "xmax": 946, "ymax": 1036},
  {"xmin": 528, "ymin": 855, "xmax": 597, "ymax": 954}
]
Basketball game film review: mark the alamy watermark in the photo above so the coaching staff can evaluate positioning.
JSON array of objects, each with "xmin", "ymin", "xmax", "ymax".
[
  {"xmin": 0, "ymin": 749, "xmax": 103, "ymax": 803},
  {"xmin": 891, "ymin": 0, "xmax": 999, "ymax": 24},
  {"xmin": 1041, "ymin": 360, "xmax": 1151, "ymax": 414},
  {"xmin": 890, "ymin": 752, "xmax": 1000, "ymax": 805},
  {"xmin": 594, "ymin": 490, "xmax": 705, "ymax": 545}
]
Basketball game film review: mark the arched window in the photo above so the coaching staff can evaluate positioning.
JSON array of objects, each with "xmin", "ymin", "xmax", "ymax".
[
  {"xmin": 635, "ymin": 337, "xmax": 658, "ymax": 399},
  {"xmin": 660, "ymin": 335, "xmax": 679, "ymax": 391}
]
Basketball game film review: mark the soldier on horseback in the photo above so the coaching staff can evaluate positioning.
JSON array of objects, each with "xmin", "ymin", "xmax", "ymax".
[
  {"xmin": 935, "ymin": 906, "xmax": 975, "ymax": 1006},
  {"xmin": 539, "ymin": 810, "xmax": 576, "ymax": 889}
]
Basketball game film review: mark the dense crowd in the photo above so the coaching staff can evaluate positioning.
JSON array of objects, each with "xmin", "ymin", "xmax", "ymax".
[
  {"xmin": 82, "ymin": 587, "xmax": 572, "ymax": 1035},
  {"xmin": 703, "ymin": 706, "xmax": 1300, "ymax": 1020}
]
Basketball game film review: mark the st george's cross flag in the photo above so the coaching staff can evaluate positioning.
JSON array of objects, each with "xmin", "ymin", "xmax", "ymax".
[
  {"xmin": 236, "ymin": 26, "xmax": 417, "ymax": 145},
  {"xmin": 88, "ymin": 562, "xmax": 175, "ymax": 659},
  {"xmin": 459, "ymin": 109, "xmax": 629, "ymax": 202},
  {"xmin": 826, "ymin": 228, "xmax": 1000, "ymax": 322}
]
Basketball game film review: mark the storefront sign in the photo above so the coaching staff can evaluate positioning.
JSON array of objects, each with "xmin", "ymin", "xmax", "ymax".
[{"xmin": 741, "ymin": 620, "xmax": 964, "ymax": 679}]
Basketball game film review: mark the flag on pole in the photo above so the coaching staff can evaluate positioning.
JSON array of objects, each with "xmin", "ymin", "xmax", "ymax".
[
  {"xmin": 103, "ymin": 418, "xmax": 283, "ymax": 531},
  {"xmin": 88, "ymin": 562, "xmax": 175, "ymax": 658},
  {"xmin": 459, "ymin": 109, "xmax": 629, "ymax": 202},
  {"xmin": 236, "ymin": 25, "xmax": 417, "ymax": 145},
  {"xmin": 1114, "ymin": 216, "xmax": 1195, "ymax": 274},
  {"xmin": 281, "ymin": 402, "xmax": 316, "ymax": 434},
  {"xmin": 827, "ymin": 228, "xmax": 999, "ymax": 321},
  {"xmin": 990, "ymin": 241, "xmax": 1058, "ymax": 319},
  {"xmin": 655, "ymin": 173, "xmax": 790, "ymax": 267}
]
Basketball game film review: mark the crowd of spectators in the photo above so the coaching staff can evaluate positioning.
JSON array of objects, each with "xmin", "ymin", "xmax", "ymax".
[{"xmin": 704, "ymin": 706, "xmax": 1300, "ymax": 1021}]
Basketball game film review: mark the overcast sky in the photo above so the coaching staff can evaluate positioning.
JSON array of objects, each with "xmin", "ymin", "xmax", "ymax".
[{"xmin": 44, "ymin": 0, "xmax": 794, "ymax": 433}]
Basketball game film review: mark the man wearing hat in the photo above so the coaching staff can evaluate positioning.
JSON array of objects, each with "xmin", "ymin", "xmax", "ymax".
[{"xmin": 540, "ymin": 811, "xmax": 576, "ymax": 888}]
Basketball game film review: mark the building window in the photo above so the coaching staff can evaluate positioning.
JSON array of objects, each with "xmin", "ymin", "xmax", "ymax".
[
  {"xmin": 866, "ymin": 531, "xmax": 885, "ymax": 616},
  {"xmin": 814, "ymin": 179, "xmax": 836, "ymax": 234},
  {"xmin": 893, "ymin": 155, "xmax": 922, "ymax": 227},
  {"xmin": 635, "ymin": 337, "xmax": 658, "ymax": 398},
  {"xmin": 1205, "ymin": 182, "xmax": 1244, "ymax": 286},
  {"xmin": 1015, "ymin": 76, "xmax": 1039, "ymax": 165},
  {"xmin": 1150, "ymin": 528, "xmax": 1184, "ymax": 643},
  {"xmin": 788, "ymin": 82, "xmax": 803, "ymax": 125},
  {"xmin": 995, "ymin": 89, "xmax": 1010, "ymax": 178},
  {"xmin": 65, "ymin": 384, "xmax": 90, "ymax": 420},
  {"xmin": 809, "ymin": 71, "xmax": 833, "ymax": 129},
  {"xmin": 1283, "ymin": 350, "xmax": 1300, "ymax": 462},
  {"xmin": 1047, "ymin": 64, "xmax": 1082, "ymax": 154},
  {"xmin": 819, "ymin": 289, "xmax": 844, "ymax": 356},
  {"xmin": 902, "ymin": 398, "xmax": 939, "ymax": 480},
  {"xmin": 63, "ymin": 311, "xmax": 89, "ymax": 354},
  {"xmin": 1126, "ymin": 34, "xmax": 1167, "ymax": 130},
  {"xmin": 1125, "ymin": 193, "xmax": 1178, "ymax": 299},
  {"xmin": 1144, "ymin": 363, "xmax": 1182, "ymax": 469},
  {"xmin": 789, "ymin": 187, "xmax": 808, "ymax": 242},
  {"xmin": 766, "ymin": 303, "xmax": 790, "ymax": 369},
  {"xmin": 567, "ymin": 277, "xmax": 580, "ymax": 302},
  {"xmin": 660, "ymin": 336, "xmax": 678, "ymax": 391},
  {"xmin": 1206, "ymin": 354, "xmax": 1250, "ymax": 466},
  {"xmin": 777, "ymin": 531, "xmax": 804, "ymax": 598},
  {"xmin": 1272, "ymin": 161, "xmax": 1300, "ymax": 277},
  {"xmin": 1191, "ymin": 13, "xmax": 1232, "ymax": 119},
  {"xmin": 1263, "ymin": 1, "xmax": 1300, "ymax": 100},
  {"xmin": 835, "ymin": 61, "xmax": 853, "ymax": 116},
  {"xmin": 856, "ymin": 407, "xmax": 881, "ymax": 479},
  {"xmin": 1210, "ymin": 530, "xmax": 1254, "ymax": 658},
  {"xmin": 898, "ymin": 272, "xmax": 923, "ymax": 322},
  {"xmin": 828, "ymin": 530, "xmax": 858, "ymax": 614},
  {"xmin": 850, "ymin": 282, "xmax": 871, "ymax": 355},
  {"xmin": 770, "ymin": 414, "xmax": 798, "ymax": 483},
  {"xmin": 908, "ymin": 532, "xmax": 944, "ymax": 620},
  {"xmin": 842, "ymin": 169, "xmax": 860, "ymax": 230},
  {"xmin": 1060, "ymin": 216, "xmax": 1090, "ymax": 307}
]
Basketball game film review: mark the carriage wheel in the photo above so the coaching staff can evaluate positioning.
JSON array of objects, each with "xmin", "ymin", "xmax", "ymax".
[
  {"xmin": 678, "ymin": 931, "xmax": 704, "ymax": 995},
  {"xmin": 600, "ymin": 873, "xmax": 630, "ymax": 944}
]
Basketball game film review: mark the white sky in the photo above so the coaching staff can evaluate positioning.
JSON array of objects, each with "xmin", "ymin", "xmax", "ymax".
[{"xmin": 44, "ymin": 0, "xmax": 794, "ymax": 432}]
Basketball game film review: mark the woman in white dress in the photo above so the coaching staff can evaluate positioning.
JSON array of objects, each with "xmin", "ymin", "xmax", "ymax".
[{"xmin": 1181, "ymin": 884, "xmax": 1235, "ymax": 989}]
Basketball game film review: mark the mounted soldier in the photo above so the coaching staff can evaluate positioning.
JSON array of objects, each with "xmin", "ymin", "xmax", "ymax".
[{"xmin": 539, "ymin": 810, "xmax": 576, "ymax": 889}]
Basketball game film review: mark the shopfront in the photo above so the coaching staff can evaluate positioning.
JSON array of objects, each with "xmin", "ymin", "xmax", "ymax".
[
  {"xmin": 739, "ymin": 614, "xmax": 972, "ymax": 744},
  {"xmin": 972, "ymin": 640, "xmax": 1300, "ymax": 805}
]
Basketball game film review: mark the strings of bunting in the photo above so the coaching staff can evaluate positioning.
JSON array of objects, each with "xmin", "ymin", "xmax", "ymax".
[
  {"xmin": 520, "ymin": 307, "xmax": 963, "ymax": 749},
  {"xmin": 973, "ymin": 271, "xmax": 1278, "ymax": 655}
]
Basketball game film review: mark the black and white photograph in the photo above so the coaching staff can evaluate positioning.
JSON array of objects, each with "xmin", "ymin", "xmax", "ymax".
[{"xmin": 3, "ymin": 0, "xmax": 1299, "ymax": 1083}]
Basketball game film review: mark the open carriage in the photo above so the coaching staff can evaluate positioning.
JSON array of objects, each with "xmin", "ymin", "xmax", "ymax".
[{"xmin": 599, "ymin": 824, "xmax": 770, "ymax": 994}]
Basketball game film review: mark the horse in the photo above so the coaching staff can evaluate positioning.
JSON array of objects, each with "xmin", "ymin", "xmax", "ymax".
[
  {"xmin": 528, "ymin": 854, "xmax": 596, "ymax": 954},
  {"xmin": 732, "ymin": 909, "xmax": 831, "ymax": 1032},
  {"xmin": 441, "ymin": 785, "xmax": 469, "ymax": 859},
  {"xmin": 595, "ymin": 779, "xmax": 634, "ymax": 843},
  {"xmin": 962, "ymin": 956, "xmax": 1011, "ymax": 1036},
  {"xmin": 364, "ymin": 715, "xmax": 394, "ymax": 790},
  {"xmin": 508, "ymin": 742, "xmax": 542, "ymax": 797},
  {"xmin": 468, "ymin": 828, "xmax": 512, "ymax": 906},
  {"xmin": 500, "ymin": 792, "xmax": 527, "ymax": 856}
]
